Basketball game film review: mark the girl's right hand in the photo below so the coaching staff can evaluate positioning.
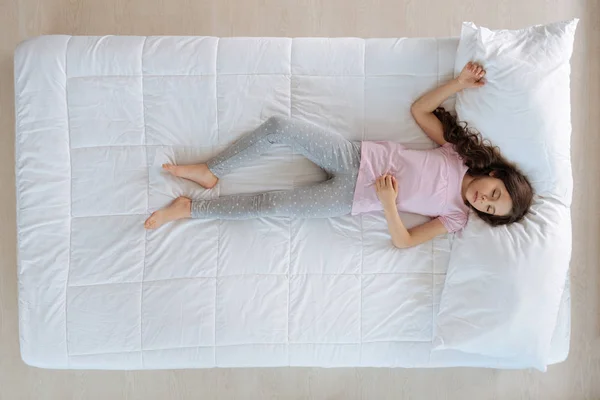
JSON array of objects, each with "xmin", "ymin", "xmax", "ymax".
[{"xmin": 457, "ymin": 61, "xmax": 486, "ymax": 88}]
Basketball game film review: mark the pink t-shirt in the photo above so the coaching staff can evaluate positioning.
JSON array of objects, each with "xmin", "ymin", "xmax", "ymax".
[{"xmin": 351, "ymin": 141, "xmax": 470, "ymax": 233}]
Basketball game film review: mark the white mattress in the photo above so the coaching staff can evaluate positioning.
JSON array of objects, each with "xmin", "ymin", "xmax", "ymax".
[{"xmin": 14, "ymin": 35, "xmax": 570, "ymax": 369}]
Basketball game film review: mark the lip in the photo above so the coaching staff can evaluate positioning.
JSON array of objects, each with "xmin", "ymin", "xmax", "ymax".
[{"xmin": 473, "ymin": 191, "xmax": 478, "ymax": 203}]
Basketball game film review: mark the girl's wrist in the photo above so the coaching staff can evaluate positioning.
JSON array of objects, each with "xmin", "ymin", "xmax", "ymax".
[
  {"xmin": 382, "ymin": 202, "xmax": 398, "ymax": 213},
  {"xmin": 453, "ymin": 78, "xmax": 468, "ymax": 90}
]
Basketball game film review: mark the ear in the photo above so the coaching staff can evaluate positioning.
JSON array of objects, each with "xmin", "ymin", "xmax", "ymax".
[{"xmin": 489, "ymin": 171, "xmax": 496, "ymax": 178}]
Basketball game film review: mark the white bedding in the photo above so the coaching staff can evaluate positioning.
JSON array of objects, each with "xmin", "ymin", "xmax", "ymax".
[{"xmin": 15, "ymin": 35, "xmax": 570, "ymax": 369}]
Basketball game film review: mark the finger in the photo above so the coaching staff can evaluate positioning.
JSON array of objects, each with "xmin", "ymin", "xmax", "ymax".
[
  {"xmin": 476, "ymin": 78, "xmax": 486, "ymax": 86},
  {"xmin": 385, "ymin": 175, "xmax": 391, "ymax": 186},
  {"xmin": 392, "ymin": 176, "xmax": 398, "ymax": 192}
]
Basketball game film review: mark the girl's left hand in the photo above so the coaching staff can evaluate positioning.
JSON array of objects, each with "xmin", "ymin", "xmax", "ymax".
[{"xmin": 375, "ymin": 175, "xmax": 398, "ymax": 207}]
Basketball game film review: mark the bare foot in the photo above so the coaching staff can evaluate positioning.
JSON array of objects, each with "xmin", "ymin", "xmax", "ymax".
[
  {"xmin": 162, "ymin": 163, "xmax": 218, "ymax": 189},
  {"xmin": 144, "ymin": 197, "xmax": 192, "ymax": 230}
]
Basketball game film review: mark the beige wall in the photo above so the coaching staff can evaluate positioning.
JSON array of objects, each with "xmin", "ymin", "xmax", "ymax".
[{"xmin": 1, "ymin": 0, "xmax": 598, "ymax": 399}]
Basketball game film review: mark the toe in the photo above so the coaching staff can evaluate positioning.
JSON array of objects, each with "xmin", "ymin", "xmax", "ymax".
[{"xmin": 144, "ymin": 215, "xmax": 156, "ymax": 229}]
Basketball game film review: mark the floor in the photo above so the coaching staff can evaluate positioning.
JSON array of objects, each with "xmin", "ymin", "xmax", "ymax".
[{"xmin": 1, "ymin": 0, "xmax": 598, "ymax": 399}]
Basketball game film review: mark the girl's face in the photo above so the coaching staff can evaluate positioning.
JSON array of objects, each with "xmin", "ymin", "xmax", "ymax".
[{"xmin": 465, "ymin": 173, "xmax": 513, "ymax": 216}]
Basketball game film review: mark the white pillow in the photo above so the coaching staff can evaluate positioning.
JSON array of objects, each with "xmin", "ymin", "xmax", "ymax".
[
  {"xmin": 434, "ymin": 197, "xmax": 572, "ymax": 371},
  {"xmin": 453, "ymin": 20, "xmax": 578, "ymax": 205},
  {"xmin": 434, "ymin": 20, "xmax": 578, "ymax": 371}
]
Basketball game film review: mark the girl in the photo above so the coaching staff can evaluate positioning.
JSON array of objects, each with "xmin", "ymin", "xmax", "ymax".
[{"xmin": 144, "ymin": 62, "xmax": 533, "ymax": 248}]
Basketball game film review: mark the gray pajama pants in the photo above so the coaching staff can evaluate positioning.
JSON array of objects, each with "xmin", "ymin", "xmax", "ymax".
[{"xmin": 191, "ymin": 116, "xmax": 361, "ymax": 219}]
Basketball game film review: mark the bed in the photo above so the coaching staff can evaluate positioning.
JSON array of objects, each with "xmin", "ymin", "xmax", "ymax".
[{"xmin": 14, "ymin": 35, "xmax": 570, "ymax": 369}]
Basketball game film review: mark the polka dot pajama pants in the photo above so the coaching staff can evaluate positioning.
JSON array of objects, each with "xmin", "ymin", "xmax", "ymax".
[{"xmin": 191, "ymin": 116, "xmax": 362, "ymax": 219}]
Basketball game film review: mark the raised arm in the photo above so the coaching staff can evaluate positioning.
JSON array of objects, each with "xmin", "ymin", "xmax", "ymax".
[{"xmin": 410, "ymin": 62, "xmax": 486, "ymax": 146}]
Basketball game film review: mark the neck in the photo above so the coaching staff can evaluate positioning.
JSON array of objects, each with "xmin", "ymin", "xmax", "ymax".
[{"xmin": 461, "ymin": 174, "xmax": 476, "ymax": 203}]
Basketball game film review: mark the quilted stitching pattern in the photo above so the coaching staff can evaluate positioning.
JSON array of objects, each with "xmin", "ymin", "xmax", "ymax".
[{"xmin": 15, "ymin": 35, "xmax": 565, "ymax": 369}]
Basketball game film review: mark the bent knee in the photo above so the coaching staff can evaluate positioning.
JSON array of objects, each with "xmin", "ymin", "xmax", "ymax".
[
  {"xmin": 264, "ymin": 116, "xmax": 292, "ymax": 144},
  {"xmin": 265, "ymin": 115, "xmax": 291, "ymax": 129}
]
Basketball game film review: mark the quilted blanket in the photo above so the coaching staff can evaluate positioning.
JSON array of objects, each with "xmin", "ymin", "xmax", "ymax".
[{"xmin": 14, "ymin": 35, "xmax": 570, "ymax": 369}]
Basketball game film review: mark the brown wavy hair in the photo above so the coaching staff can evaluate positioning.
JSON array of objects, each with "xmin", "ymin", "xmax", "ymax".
[{"xmin": 433, "ymin": 107, "xmax": 533, "ymax": 226}]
